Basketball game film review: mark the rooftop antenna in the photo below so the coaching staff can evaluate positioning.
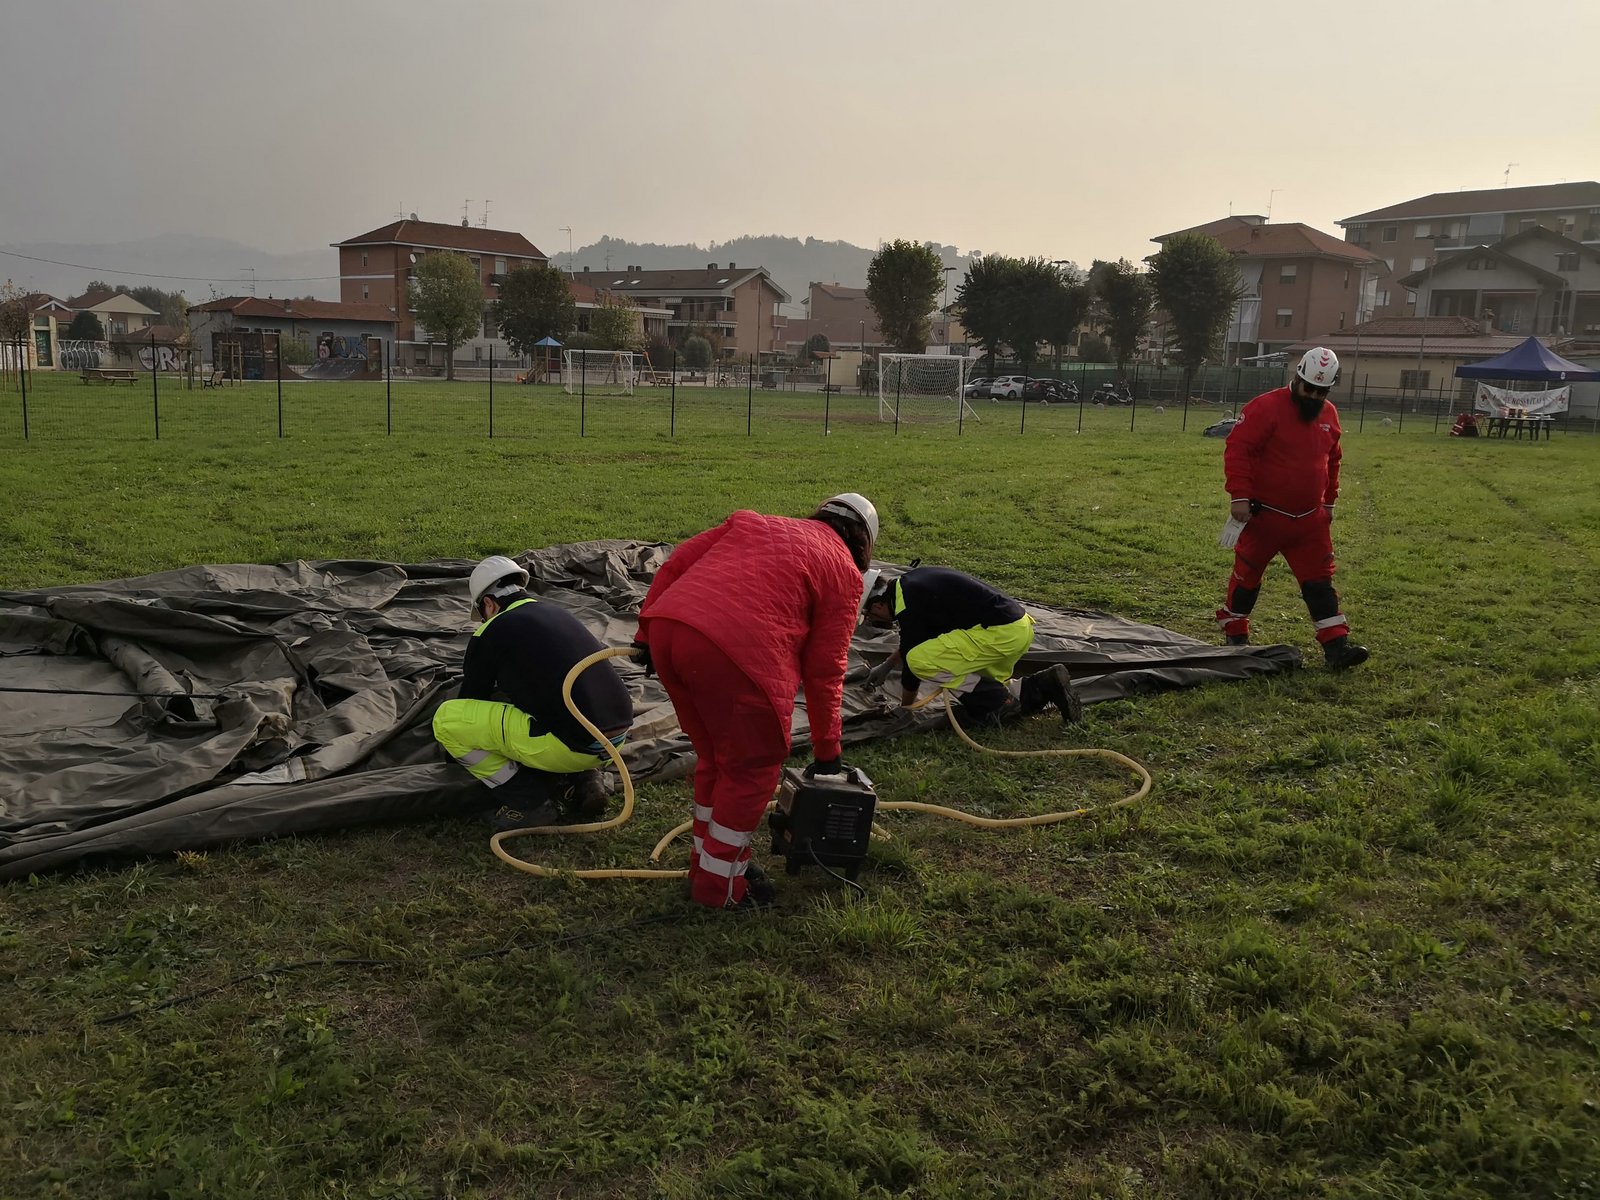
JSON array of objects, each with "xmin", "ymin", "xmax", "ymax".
[
  {"xmin": 1503, "ymin": 163, "xmax": 1518, "ymax": 187},
  {"xmin": 462, "ymin": 199, "xmax": 473, "ymax": 227},
  {"xmin": 394, "ymin": 201, "xmax": 406, "ymax": 220},
  {"xmin": 1267, "ymin": 189, "xmax": 1282, "ymax": 221},
  {"xmin": 237, "ymin": 266, "xmax": 256, "ymax": 297},
  {"xmin": 480, "ymin": 199, "xmax": 492, "ymax": 228}
]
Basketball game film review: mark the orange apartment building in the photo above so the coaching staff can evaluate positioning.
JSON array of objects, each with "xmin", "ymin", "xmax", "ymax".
[
  {"xmin": 332, "ymin": 218, "xmax": 547, "ymax": 351},
  {"xmin": 1153, "ymin": 216, "xmax": 1383, "ymax": 362},
  {"xmin": 567, "ymin": 262, "xmax": 789, "ymax": 360},
  {"xmin": 1337, "ymin": 181, "xmax": 1600, "ymax": 319}
]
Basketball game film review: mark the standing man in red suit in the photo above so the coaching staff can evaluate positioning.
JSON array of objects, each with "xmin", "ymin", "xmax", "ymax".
[{"xmin": 1216, "ymin": 347, "xmax": 1369, "ymax": 670}]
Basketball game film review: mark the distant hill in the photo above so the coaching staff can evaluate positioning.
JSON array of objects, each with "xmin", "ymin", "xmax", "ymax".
[
  {"xmin": 570, "ymin": 234, "xmax": 980, "ymax": 314},
  {"xmin": 0, "ymin": 235, "xmax": 337, "ymax": 303}
]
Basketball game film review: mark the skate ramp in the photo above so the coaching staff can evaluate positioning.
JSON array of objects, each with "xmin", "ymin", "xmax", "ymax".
[{"xmin": 0, "ymin": 543, "xmax": 1298, "ymax": 879}]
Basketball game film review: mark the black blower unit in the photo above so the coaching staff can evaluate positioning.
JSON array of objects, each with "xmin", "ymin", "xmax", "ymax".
[{"xmin": 768, "ymin": 766, "xmax": 878, "ymax": 882}]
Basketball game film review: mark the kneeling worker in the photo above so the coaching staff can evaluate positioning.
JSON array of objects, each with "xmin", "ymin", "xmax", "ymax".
[
  {"xmin": 433, "ymin": 555, "xmax": 633, "ymax": 830},
  {"xmin": 863, "ymin": 565, "xmax": 1082, "ymax": 725}
]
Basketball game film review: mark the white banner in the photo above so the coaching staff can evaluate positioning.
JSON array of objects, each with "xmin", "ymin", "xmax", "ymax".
[{"xmin": 1474, "ymin": 383, "xmax": 1569, "ymax": 417}]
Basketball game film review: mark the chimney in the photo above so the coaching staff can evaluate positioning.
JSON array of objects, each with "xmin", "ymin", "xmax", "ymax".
[
  {"xmin": 708, "ymin": 263, "xmax": 718, "ymax": 270},
  {"xmin": 728, "ymin": 261, "xmax": 735, "ymax": 269},
  {"xmin": 283, "ymin": 298, "xmax": 292, "ymax": 311},
  {"xmin": 583, "ymin": 266, "xmax": 590, "ymax": 273}
]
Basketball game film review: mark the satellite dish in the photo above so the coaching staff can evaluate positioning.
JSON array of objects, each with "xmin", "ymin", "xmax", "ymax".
[
  {"xmin": 408, "ymin": 212, "xmax": 418, "ymax": 221},
  {"xmin": 409, "ymin": 253, "xmax": 418, "ymax": 265}
]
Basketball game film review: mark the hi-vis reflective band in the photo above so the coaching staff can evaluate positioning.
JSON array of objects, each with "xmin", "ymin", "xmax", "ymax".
[
  {"xmin": 1255, "ymin": 501, "xmax": 1321, "ymax": 519},
  {"xmin": 706, "ymin": 819, "xmax": 755, "ymax": 848},
  {"xmin": 480, "ymin": 760, "xmax": 519, "ymax": 787},
  {"xmin": 692, "ymin": 845, "xmax": 751, "ymax": 878},
  {"xmin": 694, "ymin": 803, "xmax": 714, "ymax": 823},
  {"xmin": 1314, "ymin": 614, "xmax": 1348, "ymax": 630},
  {"xmin": 460, "ymin": 750, "xmax": 491, "ymax": 767},
  {"xmin": 1216, "ymin": 608, "xmax": 1248, "ymax": 623}
]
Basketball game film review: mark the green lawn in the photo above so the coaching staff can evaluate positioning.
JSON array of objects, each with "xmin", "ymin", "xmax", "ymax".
[{"xmin": 3, "ymin": 378, "xmax": 1598, "ymax": 1198}]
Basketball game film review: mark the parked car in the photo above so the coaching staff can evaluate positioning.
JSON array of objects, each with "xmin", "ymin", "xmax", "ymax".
[
  {"xmin": 1022, "ymin": 378, "xmax": 1079, "ymax": 403},
  {"xmin": 987, "ymin": 375, "xmax": 1029, "ymax": 400},
  {"xmin": 962, "ymin": 376, "xmax": 993, "ymax": 399}
]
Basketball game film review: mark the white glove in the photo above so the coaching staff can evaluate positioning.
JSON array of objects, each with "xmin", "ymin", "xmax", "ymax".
[
  {"xmin": 1218, "ymin": 516, "xmax": 1247, "ymax": 549},
  {"xmin": 865, "ymin": 658, "xmax": 896, "ymax": 687}
]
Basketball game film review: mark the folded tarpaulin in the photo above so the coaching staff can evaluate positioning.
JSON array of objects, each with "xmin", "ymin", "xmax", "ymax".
[{"xmin": 0, "ymin": 542, "xmax": 1299, "ymax": 879}]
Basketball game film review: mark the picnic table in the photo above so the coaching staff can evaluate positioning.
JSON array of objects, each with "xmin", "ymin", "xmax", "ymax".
[
  {"xmin": 81, "ymin": 368, "xmax": 138, "ymax": 386},
  {"xmin": 1487, "ymin": 413, "xmax": 1554, "ymax": 441}
]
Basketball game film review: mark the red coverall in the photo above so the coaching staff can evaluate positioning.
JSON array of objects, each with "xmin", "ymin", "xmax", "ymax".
[
  {"xmin": 636, "ymin": 511, "xmax": 862, "ymax": 907},
  {"xmin": 1217, "ymin": 386, "xmax": 1351, "ymax": 645}
]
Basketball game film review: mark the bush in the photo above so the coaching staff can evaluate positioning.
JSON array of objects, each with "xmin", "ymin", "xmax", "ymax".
[
  {"xmin": 1078, "ymin": 334, "xmax": 1113, "ymax": 363},
  {"xmin": 680, "ymin": 336, "xmax": 713, "ymax": 370}
]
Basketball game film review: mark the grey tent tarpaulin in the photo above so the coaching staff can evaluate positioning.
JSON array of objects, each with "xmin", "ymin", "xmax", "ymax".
[{"xmin": 0, "ymin": 541, "xmax": 1299, "ymax": 880}]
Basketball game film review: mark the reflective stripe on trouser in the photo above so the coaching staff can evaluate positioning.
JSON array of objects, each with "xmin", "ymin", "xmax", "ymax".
[
  {"xmin": 432, "ymin": 697, "xmax": 606, "ymax": 787},
  {"xmin": 650, "ymin": 619, "xmax": 789, "ymax": 908},
  {"xmin": 1215, "ymin": 509, "xmax": 1347, "ymax": 642},
  {"xmin": 904, "ymin": 613, "xmax": 1034, "ymax": 702}
]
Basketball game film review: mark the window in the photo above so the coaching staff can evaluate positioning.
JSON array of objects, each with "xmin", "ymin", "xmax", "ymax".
[
  {"xmin": 1467, "ymin": 258, "xmax": 1481, "ymax": 270},
  {"xmin": 1279, "ymin": 264, "xmax": 1297, "ymax": 283},
  {"xmin": 1275, "ymin": 307, "xmax": 1293, "ymax": 329},
  {"xmin": 1520, "ymin": 219, "xmax": 1537, "ymax": 232},
  {"xmin": 1415, "ymin": 223, "xmax": 1431, "ymax": 238},
  {"xmin": 1343, "ymin": 269, "xmax": 1350, "ymax": 288},
  {"xmin": 1384, "ymin": 259, "xmax": 1395, "ymax": 272},
  {"xmin": 1400, "ymin": 369, "xmax": 1430, "ymax": 389},
  {"xmin": 495, "ymin": 257, "xmax": 506, "ymax": 274},
  {"xmin": 1381, "ymin": 226, "xmax": 1398, "ymax": 242},
  {"xmin": 1557, "ymin": 253, "xmax": 1580, "ymax": 271},
  {"xmin": 1377, "ymin": 289, "xmax": 1390, "ymax": 306},
  {"xmin": 361, "ymin": 252, "xmax": 368, "ymax": 267},
  {"xmin": 1484, "ymin": 258, "xmax": 1497, "ymax": 271},
  {"xmin": 482, "ymin": 311, "xmax": 498, "ymax": 338},
  {"xmin": 361, "ymin": 285, "xmax": 370, "ymax": 300},
  {"xmin": 1410, "ymin": 257, "xmax": 1428, "ymax": 272},
  {"xmin": 1406, "ymin": 289, "xmax": 1418, "ymax": 305}
]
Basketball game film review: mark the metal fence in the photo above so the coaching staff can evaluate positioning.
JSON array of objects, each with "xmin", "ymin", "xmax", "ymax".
[{"xmin": 4, "ymin": 338, "xmax": 1596, "ymax": 442}]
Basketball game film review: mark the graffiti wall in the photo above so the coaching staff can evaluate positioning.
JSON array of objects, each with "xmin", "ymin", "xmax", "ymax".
[
  {"xmin": 58, "ymin": 340, "xmax": 105, "ymax": 371},
  {"xmin": 316, "ymin": 334, "xmax": 369, "ymax": 361},
  {"xmin": 136, "ymin": 344, "xmax": 187, "ymax": 372}
]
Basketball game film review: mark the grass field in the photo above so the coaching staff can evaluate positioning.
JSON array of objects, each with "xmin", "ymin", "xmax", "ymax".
[{"xmin": 3, "ymin": 378, "xmax": 1599, "ymax": 1198}]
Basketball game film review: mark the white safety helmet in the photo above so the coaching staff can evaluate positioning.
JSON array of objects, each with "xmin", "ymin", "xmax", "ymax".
[
  {"xmin": 468, "ymin": 554, "xmax": 530, "ymax": 616},
  {"xmin": 818, "ymin": 492, "xmax": 880, "ymax": 548},
  {"xmin": 1295, "ymin": 347, "xmax": 1340, "ymax": 389}
]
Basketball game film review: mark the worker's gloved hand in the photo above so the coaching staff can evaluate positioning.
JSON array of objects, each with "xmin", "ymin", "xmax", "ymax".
[
  {"xmin": 864, "ymin": 658, "xmax": 895, "ymax": 687},
  {"xmin": 630, "ymin": 641, "xmax": 654, "ymax": 678},
  {"xmin": 805, "ymin": 757, "xmax": 847, "ymax": 778}
]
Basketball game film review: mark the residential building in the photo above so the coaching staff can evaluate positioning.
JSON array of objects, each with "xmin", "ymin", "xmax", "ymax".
[
  {"xmin": 1398, "ymin": 225, "xmax": 1600, "ymax": 339},
  {"xmin": 569, "ymin": 280, "xmax": 672, "ymax": 347},
  {"xmin": 1283, "ymin": 316, "xmax": 1529, "ymax": 393},
  {"xmin": 24, "ymin": 293, "xmax": 72, "ymax": 368},
  {"xmin": 567, "ymin": 263, "xmax": 789, "ymax": 359},
  {"xmin": 64, "ymin": 287, "xmax": 158, "ymax": 337},
  {"xmin": 1337, "ymin": 182, "xmax": 1600, "ymax": 318},
  {"xmin": 1153, "ymin": 216, "xmax": 1382, "ymax": 363},
  {"xmin": 188, "ymin": 296, "xmax": 398, "ymax": 365},
  {"xmin": 332, "ymin": 218, "xmax": 547, "ymax": 355}
]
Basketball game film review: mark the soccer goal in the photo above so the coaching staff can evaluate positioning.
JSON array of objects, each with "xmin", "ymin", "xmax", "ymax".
[
  {"xmin": 562, "ymin": 350, "xmax": 637, "ymax": 396},
  {"xmin": 877, "ymin": 354, "xmax": 975, "ymax": 424}
]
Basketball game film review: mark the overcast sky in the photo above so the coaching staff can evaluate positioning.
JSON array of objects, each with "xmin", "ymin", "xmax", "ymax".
[{"xmin": 3, "ymin": 0, "xmax": 1597, "ymax": 270}]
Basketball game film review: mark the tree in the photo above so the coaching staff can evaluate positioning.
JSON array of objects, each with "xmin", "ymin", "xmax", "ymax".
[
  {"xmin": 492, "ymin": 265, "xmax": 576, "ymax": 359},
  {"xmin": 955, "ymin": 255, "xmax": 1019, "ymax": 376},
  {"xmin": 680, "ymin": 335, "xmax": 713, "ymax": 369},
  {"xmin": 0, "ymin": 280, "xmax": 28, "ymax": 344},
  {"xmin": 1098, "ymin": 259, "xmax": 1156, "ymax": 378},
  {"xmin": 1077, "ymin": 334, "xmax": 1113, "ymax": 363},
  {"xmin": 1003, "ymin": 258, "xmax": 1074, "ymax": 378},
  {"xmin": 410, "ymin": 252, "xmax": 483, "ymax": 380},
  {"xmin": 866, "ymin": 239, "xmax": 945, "ymax": 352},
  {"xmin": 1042, "ymin": 270, "xmax": 1092, "ymax": 374},
  {"xmin": 589, "ymin": 293, "xmax": 644, "ymax": 351},
  {"xmin": 1148, "ymin": 234, "xmax": 1242, "ymax": 402},
  {"xmin": 66, "ymin": 310, "xmax": 106, "ymax": 341},
  {"xmin": 803, "ymin": 332, "xmax": 830, "ymax": 361}
]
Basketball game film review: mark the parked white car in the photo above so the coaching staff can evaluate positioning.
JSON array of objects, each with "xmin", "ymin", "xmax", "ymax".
[{"xmin": 988, "ymin": 375, "xmax": 1029, "ymax": 400}]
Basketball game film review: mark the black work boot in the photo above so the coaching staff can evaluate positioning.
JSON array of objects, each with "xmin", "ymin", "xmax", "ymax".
[
  {"xmin": 1224, "ymin": 634, "xmax": 1249, "ymax": 646},
  {"xmin": 479, "ymin": 768, "xmax": 562, "ymax": 832},
  {"xmin": 1322, "ymin": 636, "xmax": 1370, "ymax": 671},
  {"xmin": 726, "ymin": 861, "xmax": 776, "ymax": 911},
  {"xmin": 557, "ymin": 770, "xmax": 607, "ymax": 821},
  {"xmin": 1021, "ymin": 665, "xmax": 1083, "ymax": 724}
]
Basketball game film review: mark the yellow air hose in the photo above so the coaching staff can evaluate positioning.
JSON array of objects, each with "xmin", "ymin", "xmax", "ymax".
[{"xmin": 491, "ymin": 649, "xmax": 1151, "ymax": 880}]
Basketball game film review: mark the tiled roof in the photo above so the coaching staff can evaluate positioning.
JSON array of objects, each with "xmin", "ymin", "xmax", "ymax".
[
  {"xmin": 1286, "ymin": 334, "xmax": 1530, "ymax": 358},
  {"xmin": 1340, "ymin": 182, "xmax": 1600, "ymax": 225},
  {"xmin": 1341, "ymin": 316, "xmax": 1487, "ymax": 337},
  {"xmin": 1153, "ymin": 216, "xmax": 1267, "ymax": 242},
  {"xmin": 1159, "ymin": 219, "xmax": 1378, "ymax": 263},
  {"xmin": 567, "ymin": 266, "xmax": 791, "ymax": 303},
  {"xmin": 1398, "ymin": 245, "xmax": 1565, "ymax": 288},
  {"xmin": 813, "ymin": 283, "xmax": 869, "ymax": 300},
  {"xmin": 188, "ymin": 296, "xmax": 397, "ymax": 323},
  {"xmin": 334, "ymin": 219, "xmax": 546, "ymax": 260},
  {"xmin": 66, "ymin": 288, "xmax": 158, "ymax": 313},
  {"xmin": 110, "ymin": 323, "xmax": 187, "ymax": 344}
]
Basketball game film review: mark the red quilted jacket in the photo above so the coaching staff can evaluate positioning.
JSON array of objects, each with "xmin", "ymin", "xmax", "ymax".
[
  {"xmin": 637, "ymin": 511, "xmax": 862, "ymax": 760},
  {"xmin": 1225, "ymin": 386, "xmax": 1343, "ymax": 513}
]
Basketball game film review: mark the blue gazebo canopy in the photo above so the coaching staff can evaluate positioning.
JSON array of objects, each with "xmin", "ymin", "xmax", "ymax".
[
  {"xmin": 533, "ymin": 336, "xmax": 563, "ymax": 348},
  {"xmin": 1454, "ymin": 336, "xmax": 1600, "ymax": 381}
]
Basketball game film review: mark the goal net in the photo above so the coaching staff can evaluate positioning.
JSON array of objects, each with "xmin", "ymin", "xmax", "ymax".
[
  {"xmin": 876, "ymin": 354, "xmax": 974, "ymax": 423},
  {"xmin": 562, "ymin": 350, "xmax": 637, "ymax": 395}
]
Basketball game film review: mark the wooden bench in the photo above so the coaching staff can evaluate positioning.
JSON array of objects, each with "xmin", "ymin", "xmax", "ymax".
[
  {"xmin": 201, "ymin": 369, "xmax": 224, "ymax": 389},
  {"xmin": 81, "ymin": 368, "xmax": 138, "ymax": 386},
  {"xmin": 821, "ymin": 383, "xmax": 844, "ymax": 394}
]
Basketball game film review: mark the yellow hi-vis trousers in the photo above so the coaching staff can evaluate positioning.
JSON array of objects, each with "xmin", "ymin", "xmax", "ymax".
[
  {"xmin": 432, "ymin": 698, "xmax": 610, "ymax": 789},
  {"xmin": 904, "ymin": 613, "xmax": 1035, "ymax": 704}
]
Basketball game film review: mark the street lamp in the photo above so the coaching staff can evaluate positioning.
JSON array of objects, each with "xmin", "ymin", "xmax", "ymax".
[
  {"xmin": 1051, "ymin": 260, "xmax": 1074, "ymax": 380},
  {"xmin": 560, "ymin": 226, "xmax": 573, "ymax": 274},
  {"xmin": 942, "ymin": 266, "xmax": 956, "ymax": 345}
]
